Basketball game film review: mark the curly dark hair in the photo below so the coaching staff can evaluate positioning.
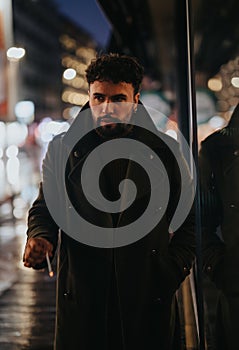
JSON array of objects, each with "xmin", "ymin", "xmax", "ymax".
[{"xmin": 85, "ymin": 53, "xmax": 144, "ymax": 94}]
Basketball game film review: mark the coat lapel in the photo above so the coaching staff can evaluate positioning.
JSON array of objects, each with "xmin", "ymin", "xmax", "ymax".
[
  {"xmin": 116, "ymin": 138, "xmax": 168, "ymax": 227},
  {"xmin": 68, "ymin": 147, "xmax": 112, "ymax": 213}
]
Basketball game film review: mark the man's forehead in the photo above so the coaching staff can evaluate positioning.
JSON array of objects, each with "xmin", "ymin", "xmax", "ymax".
[{"xmin": 89, "ymin": 80, "xmax": 134, "ymax": 93}]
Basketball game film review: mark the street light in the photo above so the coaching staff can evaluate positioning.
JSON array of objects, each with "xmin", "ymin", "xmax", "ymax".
[
  {"xmin": 63, "ymin": 68, "xmax": 76, "ymax": 80},
  {"xmin": 6, "ymin": 47, "xmax": 25, "ymax": 61},
  {"xmin": 6, "ymin": 46, "xmax": 26, "ymax": 121}
]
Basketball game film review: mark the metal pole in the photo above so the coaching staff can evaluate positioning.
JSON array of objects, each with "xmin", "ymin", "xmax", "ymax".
[{"xmin": 174, "ymin": 0, "xmax": 205, "ymax": 349}]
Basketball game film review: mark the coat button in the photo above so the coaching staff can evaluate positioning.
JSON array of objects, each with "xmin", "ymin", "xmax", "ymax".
[
  {"xmin": 206, "ymin": 266, "xmax": 212, "ymax": 273},
  {"xmin": 63, "ymin": 291, "xmax": 70, "ymax": 297},
  {"xmin": 154, "ymin": 297, "xmax": 161, "ymax": 304},
  {"xmin": 183, "ymin": 266, "xmax": 189, "ymax": 274},
  {"xmin": 151, "ymin": 249, "xmax": 157, "ymax": 255},
  {"xmin": 73, "ymin": 151, "xmax": 80, "ymax": 158},
  {"xmin": 234, "ymin": 150, "xmax": 239, "ymax": 156},
  {"xmin": 230, "ymin": 204, "xmax": 236, "ymax": 208},
  {"xmin": 155, "ymin": 207, "xmax": 162, "ymax": 213}
]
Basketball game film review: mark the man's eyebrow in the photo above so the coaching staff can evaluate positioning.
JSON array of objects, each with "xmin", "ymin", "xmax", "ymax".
[
  {"xmin": 111, "ymin": 93, "xmax": 127, "ymax": 98},
  {"xmin": 92, "ymin": 93, "xmax": 127, "ymax": 98},
  {"xmin": 93, "ymin": 93, "xmax": 105, "ymax": 96}
]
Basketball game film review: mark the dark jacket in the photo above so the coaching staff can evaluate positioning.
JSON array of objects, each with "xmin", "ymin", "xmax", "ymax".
[
  {"xmin": 199, "ymin": 103, "xmax": 239, "ymax": 296},
  {"xmin": 26, "ymin": 102, "xmax": 195, "ymax": 350}
]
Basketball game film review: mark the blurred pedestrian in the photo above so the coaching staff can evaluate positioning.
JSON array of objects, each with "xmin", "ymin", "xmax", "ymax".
[{"xmin": 199, "ymin": 103, "xmax": 239, "ymax": 350}]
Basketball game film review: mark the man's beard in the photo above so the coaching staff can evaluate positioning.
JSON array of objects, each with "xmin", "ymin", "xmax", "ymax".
[{"xmin": 95, "ymin": 115, "xmax": 133, "ymax": 139}]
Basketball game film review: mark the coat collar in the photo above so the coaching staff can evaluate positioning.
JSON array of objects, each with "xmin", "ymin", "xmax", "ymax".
[
  {"xmin": 62, "ymin": 102, "xmax": 94, "ymax": 153},
  {"xmin": 62, "ymin": 100, "xmax": 169, "ymax": 152},
  {"xmin": 227, "ymin": 103, "xmax": 239, "ymax": 128}
]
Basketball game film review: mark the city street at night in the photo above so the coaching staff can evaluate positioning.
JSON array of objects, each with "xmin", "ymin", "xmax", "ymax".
[{"xmin": 1, "ymin": 0, "xmax": 239, "ymax": 349}]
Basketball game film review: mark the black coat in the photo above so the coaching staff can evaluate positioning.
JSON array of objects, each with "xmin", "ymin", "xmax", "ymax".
[
  {"xmin": 199, "ymin": 103, "xmax": 239, "ymax": 296},
  {"xmin": 26, "ymin": 102, "xmax": 195, "ymax": 350}
]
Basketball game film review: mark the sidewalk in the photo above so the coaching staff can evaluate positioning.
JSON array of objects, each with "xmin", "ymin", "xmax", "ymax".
[
  {"xmin": 0, "ymin": 221, "xmax": 56, "ymax": 350},
  {"xmin": 0, "ymin": 222, "xmax": 25, "ymax": 295}
]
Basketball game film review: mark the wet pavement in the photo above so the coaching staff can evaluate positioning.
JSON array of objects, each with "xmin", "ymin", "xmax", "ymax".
[{"xmin": 0, "ymin": 221, "xmax": 56, "ymax": 350}]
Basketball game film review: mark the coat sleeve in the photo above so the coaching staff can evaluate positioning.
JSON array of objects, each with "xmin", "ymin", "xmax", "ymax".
[
  {"xmin": 198, "ymin": 140, "xmax": 225, "ymax": 283},
  {"xmin": 26, "ymin": 139, "xmax": 60, "ymax": 254}
]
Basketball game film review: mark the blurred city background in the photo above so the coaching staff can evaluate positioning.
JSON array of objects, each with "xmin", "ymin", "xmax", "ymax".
[{"xmin": 0, "ymin": 0, "xmax": 239, "ymax": 349}]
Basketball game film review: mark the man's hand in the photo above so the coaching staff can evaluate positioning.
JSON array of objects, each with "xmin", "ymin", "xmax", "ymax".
[{"xmin": 23, "ymin": 237, "xmax": 53, "ymax": 269}]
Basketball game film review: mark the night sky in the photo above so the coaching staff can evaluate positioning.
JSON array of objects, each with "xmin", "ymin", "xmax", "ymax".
[{"xmin": 52, "ymin": 0, "xmax": 112, "ymax": 48}]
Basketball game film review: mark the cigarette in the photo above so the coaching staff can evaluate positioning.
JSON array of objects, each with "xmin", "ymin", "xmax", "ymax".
[{"xmin": 46, "ymin": 251, "xmax": 54, "ymax": 277}]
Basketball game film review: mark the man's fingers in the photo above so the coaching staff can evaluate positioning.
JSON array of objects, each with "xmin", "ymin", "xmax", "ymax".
[
  {"xmin": 28, "ymin": 238, "xmax": 49, "ymax": 252},
  {"xmin": 23, "ymin": 237, "xmax": 53, "ymax": 268},
  {"xmin": 24, "ymin": 250, "xmax": 45, "ymax": 267}
]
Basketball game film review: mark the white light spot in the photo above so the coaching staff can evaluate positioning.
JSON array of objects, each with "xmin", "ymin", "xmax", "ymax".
[
  {"xmin": 63, "ymin": 68, "xmax": 77, "ymax": 80},
  {"xmin": 231, "ymin": 77, "xmax": 239, "ymax": 88},
  {"xmin": 165, "ymin": 129, "xmax": 178, "ymax": 140},
  {"xmin": 7, "ymin": 47, "xmax": 25, "ymax": 61},
  {"xmin": 209, "ymin": 116, "xmax": 226, "ymax": 129}
]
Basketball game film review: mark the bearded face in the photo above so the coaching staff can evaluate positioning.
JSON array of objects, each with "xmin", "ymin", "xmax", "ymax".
[{"xmin": 89, "ymin": 80, "xmax": 139, "ymax": 138}]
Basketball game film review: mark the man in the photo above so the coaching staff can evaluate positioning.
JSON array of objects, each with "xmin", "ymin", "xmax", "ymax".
[
  {"xmin": 23, "ymin": 53, "xmax": 195, "ymax": 350},
  {"xmin": 199, "ymin": 103, "xmax": 239, "ymax": 350}
]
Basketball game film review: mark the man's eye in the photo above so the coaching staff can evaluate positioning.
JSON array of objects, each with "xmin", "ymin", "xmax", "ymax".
[
  {"xmin": 94, "ymin": 96, "xmax": 104, "ymax": 102},
  {"xmin": 112, "ymin": 97, "xmax": 125, "ymax": 102}
]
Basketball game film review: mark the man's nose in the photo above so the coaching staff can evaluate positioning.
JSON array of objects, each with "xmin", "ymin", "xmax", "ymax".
[{"xmin": 102, "ymin": 100, "xmax": 114, "ymax": 114}]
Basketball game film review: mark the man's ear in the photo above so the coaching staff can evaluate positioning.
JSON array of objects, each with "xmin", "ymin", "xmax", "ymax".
[
  {"xmin": 133, "ymin": 93, "xmax": 140, "ymax": 113},
  {"xmin": 134, "ymin": 92, "xmax": 140, "ymax": 104}
]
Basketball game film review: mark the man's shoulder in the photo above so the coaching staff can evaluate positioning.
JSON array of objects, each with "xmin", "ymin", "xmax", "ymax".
[
  {"xmin": 201, "ymin": 129, "xmax": 223, "ymax": 148},
  {"xmin": 200, "ymin": 127, "xmax": 234, "ymax": 161},
  {"xmin": 156, "ymin": 130, "xmax": 179, "ymax": 146},
  {"xmin": 46, "ymin": 132, "xmax": 67, "ymax": 155},
  {"xmin": 152, "ymin": 130, "xmax": 181, "ymax": 157},
  {"xmin": 52, "ymin": 131, "xmax": 66, "ymax": 141}
]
